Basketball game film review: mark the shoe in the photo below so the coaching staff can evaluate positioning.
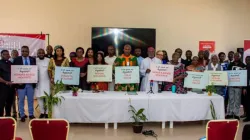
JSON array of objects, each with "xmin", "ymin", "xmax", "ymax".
[
  {"xmin": 241, "ymin": 114, "xmax": 247, "ymax": 118},
  {"xmin": 243, "ymin": 118, "xmax": 250, "ymax": 122},
  {"xmin": 234, "ymin": 116, "xmax": 240, "ymax": 120},
  {"xmin": 39, "ymin": 114, "xmax": 45, "ymax": 118},
  {"xmin": 44, "ymin": 114, "xmax": 48, "ymax": 118},
  {"xmin": 20, "ymin": 117, "xmax": 26, "ymax": 122},
  {"xmin": 29, "ymin": 115, "xmax": 35, "ymax": 120},
  {"xmin": 225, "ymin": 115, "xmax": 233, "ymax": 119},
  {"xmin": 25, "ymin": 115, "xmax": 28, "ymax": 118}
]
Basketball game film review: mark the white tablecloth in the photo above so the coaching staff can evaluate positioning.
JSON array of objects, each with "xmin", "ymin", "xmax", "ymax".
[{"xmin": 53, "ymin": 91, "xmax": 225, "ymax": 123}]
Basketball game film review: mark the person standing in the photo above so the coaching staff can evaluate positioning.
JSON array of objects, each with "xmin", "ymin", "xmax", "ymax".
[
  {"xmin": 13, "ymin": 46, "xmax": 36, "ymax": 122},
  {"xmin": 140, "ymin": 47, "xmax": 162, "ymax": 93},
  {"xmin": 91, "ymin": 52, "xmax": 108, "ymax": 91},
  {"xmin": 156, "ymin": 50, "xmax": 164, "ymax": 61},
  {"xmin": 85, "ymin": 48, "xmax": 95, "ymax": 65},
  {"xmin": 165, "ymin": 53, "xmax": 187, "ymax": 93},
  {"xmin": 243, "ymin": 56, "xmax": 250, "ymax": 122},
  {"xmin": 9, "ymin": 49, "xmax": 19, "ymax": 119},
  {"xmin": 224, "ymin": 51, "xmax": 234, "ymax": 64},
  {"xmin": 0, "ymin": 50, "xmax": 15, "ymax": 117},
  {"xmin": 184, "ymin": 50, "xmax": 192, "ymax": 67},
  {"xmin": 205, "ymin": 54, "xmax": 224, "ymax": 96},
  {"xmin": 175, "ymin": 48, "xmax": 185, "ymax": 64},
  {"xmin": 69, "ymin": 52, "xmax": 77, "ymax": 62},
  {"xmin": 35, "ymin": 49, "xmax": 50, "ymax": 118},
  {"xmin": 70, "ymin": 47, "xmax": 89, "ymax": 90},
  {"xmin": 114, "ymin": 44, "xmax": 138, "ymax": 91},
  {"xmin": 134, "ymin": 47, "xmax": 144, "ymax": 67},
  {"xmin": 48, "ymin": 45, "xmax": 69, "ymax": 92},
  {"xmin": 198, "ymin": 50, "xmax": 205, "ymax": 66},
  {"xmin": 45, "ymin": 45, "xmax": 54, "ymax": 58},
  {"xmin": 226, "ymin": 52, "xmax": 246, "ymax": 120},
  {"xmin": 203, "ymin": 50, "xmax": 210, "ymax": 66},
  {"xmin": 218, "ymin": 52, "xmax": 228, "ymax": 70},
  {"xmin": 162, "ymin": 50, "xmax": 169, "ymax": 64},
  {"xmin": 105, "ymin": 45, "xmax": 117, "ymax": 91}
]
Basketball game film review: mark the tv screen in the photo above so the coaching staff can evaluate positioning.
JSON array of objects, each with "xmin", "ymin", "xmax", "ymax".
[{"xmin": 91, "ymin": 27, "xmax": 156, "ymax": 58}]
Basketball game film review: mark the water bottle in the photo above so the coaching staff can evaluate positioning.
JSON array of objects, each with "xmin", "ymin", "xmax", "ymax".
[{"xmin": 171, "ymin": 84, "xmax": 176, "ymax": 93}]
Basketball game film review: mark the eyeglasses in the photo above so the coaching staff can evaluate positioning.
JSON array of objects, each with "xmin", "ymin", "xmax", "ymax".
[{"xmin": 157, "ymin": 54, "xmax": 163, "ymax": 56}]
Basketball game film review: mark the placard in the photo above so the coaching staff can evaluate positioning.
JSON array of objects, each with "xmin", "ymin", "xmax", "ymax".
[
  {"xmin": 54, "ymin": 67, "xmax": 80, "ymax": 85},
  {"xmin": 87, "ymin": 65, "xmax": 112, "ymax": 82},
  {"xmin": 228, "ymin": 70, "xmax": 247, "ymax": 86},
  {"xmin": 11, "ymin": 65, "xmax": 38, "ymax": 83},
  {"xmin": 149, "ymin": 64, "xmax": 174, "ymax": 82},
  {"xmin": 206, "ymin": 71, "xmax": 228, "ymax": 86},
  {"xmin": 115, "ymin": 66, "xmax": 139, "ymax": 84},
  {"xmin": 184, "ymin": 72, "xmax": 208, "ymax": 89}
]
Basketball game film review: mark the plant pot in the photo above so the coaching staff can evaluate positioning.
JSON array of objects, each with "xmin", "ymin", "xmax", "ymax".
[
  {"xmin": 208, "ymin": 91, "xmax": 212, "ymax": 96},
  {"xmin": 72, "ymin": 92, "xmax": 78, "ymax": 96},
  {"xmin": 132, "ymin": 123, "xmax": 143, "ymax": 133}
]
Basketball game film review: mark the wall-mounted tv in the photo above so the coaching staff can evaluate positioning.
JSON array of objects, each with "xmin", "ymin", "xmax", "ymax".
[{"xmin": 91, "ymin": 27, "xmax": 156, "ymax": 58}]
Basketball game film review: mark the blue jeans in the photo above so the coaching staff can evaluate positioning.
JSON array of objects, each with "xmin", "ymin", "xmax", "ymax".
[{"xmin": 17, "ymin": 84, "xmax": 34, "ymax": 117}]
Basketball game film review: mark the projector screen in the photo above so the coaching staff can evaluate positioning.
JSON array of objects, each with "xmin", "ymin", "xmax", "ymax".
[{"xmin": 91, "ymin": 27, "xmax": 156, "ymax": 58}]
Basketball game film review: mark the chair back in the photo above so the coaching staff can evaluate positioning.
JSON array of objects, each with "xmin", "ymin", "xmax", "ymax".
[
  {"xmin": 0, "ymin": 117, "xmax": 17, "ymax": 140},
  {"xmin": 29, "ymin": 119, "xmax": 69, "ymax": 140},
  {"xmin": 206, "ymin": 120, "xmax": 239, "ymax": 140}
]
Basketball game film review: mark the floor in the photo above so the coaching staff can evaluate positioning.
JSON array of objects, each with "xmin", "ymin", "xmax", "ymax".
[{"xmin": 14, "ymin": 100, "xmax": 247, "ymax": 140}]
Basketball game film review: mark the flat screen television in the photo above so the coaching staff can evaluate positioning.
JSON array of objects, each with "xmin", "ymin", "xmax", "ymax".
[{"xmin": 91, "ymin": 27, "xmax": 156, "ymax": 58}]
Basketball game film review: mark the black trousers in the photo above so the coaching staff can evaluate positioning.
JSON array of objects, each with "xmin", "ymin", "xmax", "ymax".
[
  {"xmin": 245, "ymin": 87, "xmax": 250, "ymax": 119},
  {"xmin": 0, "ymin": 84, "xmax": 15, "ymax": 117}
]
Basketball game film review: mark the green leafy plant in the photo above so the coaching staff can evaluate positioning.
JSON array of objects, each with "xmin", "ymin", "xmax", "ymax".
[
  {"xmin": 206, "ymin": 83, "xmax": 216, "ymax": 93},
  {"xmin": 128, "ymin": 104, "xmax": 147, "ymax": 125},
  {"xmin": 71, "ymin": 86, "xmax": 79, "ymax": 93},
  {"xmin": 210, "ymin": 100, "xmax": 217, "ymax": 120},
  {"xmin": 40, "ymin": 80, "xmax": 65, "ymax": 118}
]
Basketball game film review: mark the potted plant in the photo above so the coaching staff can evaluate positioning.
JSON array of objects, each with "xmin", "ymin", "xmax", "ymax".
[
  {"xmin": 128, "ymin": 104, "xmax": 148, "ymax": 133},
  {"xmin": 40, "ymin": 80, "xmax": 65, "ymax": 118},
  {"xmin": 206, "ymin": 84, "xmax": 216, "ymax": 96},
  {"xmin": 71, "ymin": 86, "xmax": 79, "ymax": 96}
]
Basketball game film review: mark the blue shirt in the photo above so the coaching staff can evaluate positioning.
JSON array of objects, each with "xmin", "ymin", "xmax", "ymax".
[
  {"xmin": 22, "ymin": 56, "xmax": 30, "ymax": 65},
  {"xmin": 137, "ymin": 56, "xmax": 144, "ymax": 66}
]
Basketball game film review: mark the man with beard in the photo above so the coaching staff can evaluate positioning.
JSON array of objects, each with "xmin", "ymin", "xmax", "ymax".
[{"xmin": 35, "ymin": 49, "xmax": 50, "ymax": 118}]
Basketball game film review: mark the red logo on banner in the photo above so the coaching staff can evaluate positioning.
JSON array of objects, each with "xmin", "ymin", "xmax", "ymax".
[{"xmin": 199, "ymin": 41, "xmax": 215, "ymax": 53}]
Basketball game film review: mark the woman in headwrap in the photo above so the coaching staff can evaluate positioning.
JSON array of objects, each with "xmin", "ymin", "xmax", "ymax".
[{"xmin": 48, "ymin": 45, "xmax": 70, "ymax": 92}]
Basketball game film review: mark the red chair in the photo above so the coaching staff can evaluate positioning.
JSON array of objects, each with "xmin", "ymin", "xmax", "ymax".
[
  {"xmin": 0, "ymin": 117, "xmax": 22, "ymax": 140},
  {"xmin": 29, "ymin": 119, "xmax": 69, "ymax": 140},
  {"xmin": 206, "ymin": 120, "xmax": 239, "ymax": 140}
]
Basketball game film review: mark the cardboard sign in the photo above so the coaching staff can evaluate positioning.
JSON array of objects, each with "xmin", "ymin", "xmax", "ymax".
[
  {"xmin": 11, "ymin": 65, "xmax": 38, "ymax": 83},
  {"xmin": 228, "ymin": 70, "xmax": 247, "ymax": 86},
  {"xmin": 149, "ymin": 64, "xmax": 174, "ymax": 82},
  {"xmin": 115, "ymin": 66, "xmax": 139, "ymax": 84},
  {"xmin": 206, "ymin": 71, "xmax": 228, "ymax": 86},
  {"xmin": 184, "ymin": 72, "xmax": 208, "ymax": 89},
  {"xmin": 54, "ymin": 67, "xmax": 80, "ymax": 85},
  {"xmin": 87, "ymin": 65, "xmax": 112, "ymax": 82}
]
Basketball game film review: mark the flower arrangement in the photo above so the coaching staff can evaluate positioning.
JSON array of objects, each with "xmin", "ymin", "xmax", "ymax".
[{"xmin": 71, "ymin": 86, "xmax": 79, "ymax": 96}]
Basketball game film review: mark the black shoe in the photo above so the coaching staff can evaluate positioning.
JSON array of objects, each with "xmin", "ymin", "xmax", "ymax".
[
  {"xmin": 226, "ymin": 115, "xmax": 233, "ymax": 119},
  {"xmin": 243, "ymin": 118, "xmax": 250, "ymax": 122},
  {"xmin": 234, "ymin": 116, "xmax": 240, "ymax": 120},
  {"xmin": 29, "ymin": 115, "xmax": 35, "ymax": 120},
  {"xmin": 241, "ymin": 114, "xmax": 247, "ymax": 118},
  {"xmin": 20, "ymin": 117, "xmax": 26, "ymax": 122},
  {"xmin": 39, "ymin": 114, "xmax": 45, "ymax": 118},
  {"xmin": 25, "ymin": 115, "xmax": 28, "ymax": 118},
  {"xmin": 44, "ymin": 114, "xmax": 48, "ymax": 118}
]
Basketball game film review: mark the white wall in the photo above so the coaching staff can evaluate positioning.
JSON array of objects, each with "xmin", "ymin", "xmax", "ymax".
[{"xmin": 1, "ymin": 0, "xmax": 250, "ymax": 57}]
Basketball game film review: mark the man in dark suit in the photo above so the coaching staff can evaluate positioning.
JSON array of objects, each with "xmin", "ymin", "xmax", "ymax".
[{"xmin": 13, "ymin": 46, "xmax": 36, "ymax": 122}]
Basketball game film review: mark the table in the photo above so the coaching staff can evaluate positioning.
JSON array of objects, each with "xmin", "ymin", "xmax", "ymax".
[{"xmin": 53, "ymin": 91, "xmax": 225, "ymax": 129}]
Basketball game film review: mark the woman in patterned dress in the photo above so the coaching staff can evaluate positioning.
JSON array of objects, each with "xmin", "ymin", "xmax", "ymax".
[
  {"xmin": 48, "ymin": 45, "xmax": 70, "ymax": 93},
  {"xmin": 164, "ymin": 53, "xmax": 187, "ymax": 93}
]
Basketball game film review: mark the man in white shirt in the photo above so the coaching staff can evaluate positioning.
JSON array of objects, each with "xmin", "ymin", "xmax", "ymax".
[
  {"xmin": 35, "ymin": 49, "xmax": 50, "ymax": 118},
  {"xmin": 104, "ymin": 45, "xmax": 117, "ymax": 91},
  {"xmin": 140, "ymin": 47, "xmax": 162, "ymax": 93}
]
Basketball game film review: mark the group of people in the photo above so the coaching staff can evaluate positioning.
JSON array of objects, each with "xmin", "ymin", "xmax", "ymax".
[{"xmin": 0, "ymin": 44, "xmax": 250, "ymax": 123}]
